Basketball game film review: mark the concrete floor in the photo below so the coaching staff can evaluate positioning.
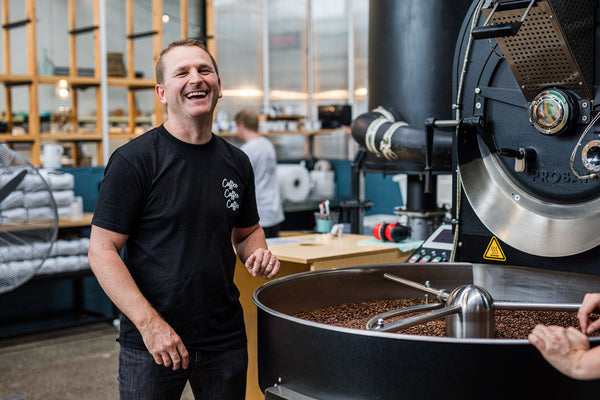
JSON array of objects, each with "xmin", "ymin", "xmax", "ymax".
[{"xmin": 0, "ymin": 323, "xmax": 194, "ymax": 400}]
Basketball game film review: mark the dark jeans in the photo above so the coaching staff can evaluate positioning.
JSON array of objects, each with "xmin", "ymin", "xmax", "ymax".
[{"xmin": 118, "ymin": 345, "xmax": 247, "ymax": 400}]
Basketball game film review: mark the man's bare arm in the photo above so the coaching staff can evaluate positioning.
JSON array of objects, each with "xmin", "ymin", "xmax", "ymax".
[{"xmin": 88, "ymin": 225, "xmax": 189, "ymax": 370}]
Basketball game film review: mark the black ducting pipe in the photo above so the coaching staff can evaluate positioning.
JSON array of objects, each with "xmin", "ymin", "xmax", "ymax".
[
  {"xmin": 351, "ymin": 107, "xmax": 453, "ymax": 171},
  {"xmin": 368, "ymin": 0, "xmax": 471, "ymax": 128}
]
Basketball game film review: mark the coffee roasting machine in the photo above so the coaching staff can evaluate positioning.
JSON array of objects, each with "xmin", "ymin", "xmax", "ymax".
[{"xmin": 254, "ymin": 1, "xmax": 600, "ymax": 399}]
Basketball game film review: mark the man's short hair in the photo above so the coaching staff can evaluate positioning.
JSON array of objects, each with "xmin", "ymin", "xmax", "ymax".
[
  {"xmin": 155, "ymin": 38, "xmax": 219, "ymax": 84},
  {"xmin": 234, "ymin": 109, "xmax": 259, "ymax": 132}
]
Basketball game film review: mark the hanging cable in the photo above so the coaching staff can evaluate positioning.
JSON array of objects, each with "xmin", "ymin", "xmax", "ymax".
[
  {"xmin": 451, "ymin": 0, "xmax": 485, "ymax": 262},
  {"xmin": 488, "ymin": 39, "xmax": 502, "ymax": 58},
  {"xmin": 450, "ymin": 166, "xmax": 462, "ymax": 262}
]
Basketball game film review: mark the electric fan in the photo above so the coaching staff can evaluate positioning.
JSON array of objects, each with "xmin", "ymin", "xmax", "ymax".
[{"xmin": 0, "ymin": 144, "xmax": 58, "ymax": 294}]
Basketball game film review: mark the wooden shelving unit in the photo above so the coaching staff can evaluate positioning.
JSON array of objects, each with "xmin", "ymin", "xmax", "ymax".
[
  {"xmin": 0, "ymin": 0, "xmax": 103, "ymax": 166},
  {"xmin": 0, "ymin": 0, "xmax": 40, "ymax": 163},
  {"xmin": 0, "ymin": 0, "xmax": 202, "ymax": 167}
]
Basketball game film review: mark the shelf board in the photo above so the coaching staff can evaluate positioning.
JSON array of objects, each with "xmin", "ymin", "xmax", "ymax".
[
  {"xmin": 37, "ymin": 75, "xmax": 100, "ymax": 87},
  {"xmin": 35, "ymin": 75, "xmax": 156, "ymax": 89},
  {"xmin": 0, "ymin": 134, "xmax": 36, "ymax": 142},
  {"xmin": 107, "ymin": 77, "xmax": 155, "ymax": 89},
  {"xmin": 266, "ymin": 115, "xmax": 304, "ymax": 121},
  {"xmin": 1, "ymin": 215, "xmax": 92, "ymax": 233},
  {"xmin": 0, "ymin": 74, "xmax": 33, "ymax": 85},
  {"xmin": 40, "ymin": 133, "xmax": 103, "ymax": 141},
  {"xmin": 59, "ymin": 212, "xmax": 93, "ymax": 228},
  {"xmin": 295, "ymin": 128, "xmax": 350, "ymax": 135},
  {"xmin": 109, "ymin": 132, "xmax": 142, "ymax": 140},
  {"xmin": 217, "ymin": 128, "xmax": 350, "ymax": 138},
  {"xmin": 79, "ymin": 116, "xmax": 152, "ymax": 124}
]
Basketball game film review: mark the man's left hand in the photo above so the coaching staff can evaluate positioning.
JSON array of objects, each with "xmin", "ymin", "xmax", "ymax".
[{"xmin": 245, "ymin": 249, "xmax": 280, "ymax": 279}]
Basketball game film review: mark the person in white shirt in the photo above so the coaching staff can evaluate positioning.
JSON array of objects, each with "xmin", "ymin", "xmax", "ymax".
[{"xmin": 234, "ymin": 109, "xmax": 285, "ymax": 238}]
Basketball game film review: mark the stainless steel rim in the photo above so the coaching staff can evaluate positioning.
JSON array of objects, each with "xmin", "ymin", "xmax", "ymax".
[{"xmin": 459, "ymin": 150, "xmax": 600, "ymax": 256}]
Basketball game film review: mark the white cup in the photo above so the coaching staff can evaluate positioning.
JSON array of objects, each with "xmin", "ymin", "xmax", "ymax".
[{"xmin": 42, "ymin": 143, "xmax": 64, "ymax": 169}]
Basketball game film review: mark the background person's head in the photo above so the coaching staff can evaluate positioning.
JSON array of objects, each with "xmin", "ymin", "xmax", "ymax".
[{"xmin": 234, "ymin": 109, "xmax": 260, "ymax": 140}]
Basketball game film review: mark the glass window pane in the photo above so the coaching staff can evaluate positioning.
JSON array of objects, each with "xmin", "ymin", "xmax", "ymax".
[
  {"xmin": 213, "ymin": 0, "xmax": 369, "ymax": 124},
  {"xmin": 268, "ymin": 0, "xmax": 307, "ymax": 117},
  {"xmin": 214, "ymin": 0, "xmax": 262, "ymax": 123},
  {"xmin": 353, "ymin": 0, "xmax": 369, "ymax": 116},
  {"xmin": 163, "ymin": 1, "xmax": 183, "ymax": 46},
  {"xmin": 313, "ymin": 0, "xmax": 348, "ymax": 107},
  {"xmin": 162, "ymin": 1, "xmax": 207, "ymax": 50}
]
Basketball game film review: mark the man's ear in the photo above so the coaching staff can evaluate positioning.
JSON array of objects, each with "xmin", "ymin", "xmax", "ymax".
[{"xmin": 155, "ymin": 84, "xmax": 167, "ymax": 105}]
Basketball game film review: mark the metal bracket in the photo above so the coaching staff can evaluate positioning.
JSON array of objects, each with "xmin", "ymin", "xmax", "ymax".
[
  {"xmin": 461, "ymin": 116, "xmax": 499, "ymax": 154},
  {"xmin": 423, "ymin": 118, "xmax": 459, "ymax": 194},
  {"xmin": 471, "ymin": 0, "xmax": 536, "ymax": 40}
]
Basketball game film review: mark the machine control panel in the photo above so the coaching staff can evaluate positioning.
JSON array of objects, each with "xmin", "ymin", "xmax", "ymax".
[{"xmin": 408, "ymin": 223, "xmax": 454, "ymax": 263}]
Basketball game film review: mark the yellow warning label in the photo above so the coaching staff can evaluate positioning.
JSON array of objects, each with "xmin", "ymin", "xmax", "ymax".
[{"xmin": 483, "ymin": 236, "xmax": 506, "ymax": 262}]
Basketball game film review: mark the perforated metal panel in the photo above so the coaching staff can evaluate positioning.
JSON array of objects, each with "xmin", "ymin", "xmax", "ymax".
[{"xmin": 483, "ymin": 0, "xmax": 594, "ymax": 101}]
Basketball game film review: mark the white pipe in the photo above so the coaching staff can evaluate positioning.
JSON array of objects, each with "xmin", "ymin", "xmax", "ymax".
[
  {"xmin": 347, "ymin": 0, "xmax": 355, "ymax": 109},
  {"xmin": 262, "ymin": 0, "xmax": 269, "ymax": 112},
  {"xmin": 307, "ymin": 0, "xmax": 314, "ymax": 121},
  {"xmin": 99, "ymin": 0, "xmax": 109, "ymax": 166}
]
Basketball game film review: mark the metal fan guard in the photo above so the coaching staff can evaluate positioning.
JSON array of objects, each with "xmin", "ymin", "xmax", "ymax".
[{"xmin": 0, "ymin": 145, "xmax": 58, "ymax": 293}]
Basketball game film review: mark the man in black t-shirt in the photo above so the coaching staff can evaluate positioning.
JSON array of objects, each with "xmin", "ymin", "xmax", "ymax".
[{"xmin": 88, "ymin": 39, "xmax": 280, "ymax": 400}]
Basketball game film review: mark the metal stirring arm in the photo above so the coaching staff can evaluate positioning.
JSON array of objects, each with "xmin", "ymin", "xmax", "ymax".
[
  {"xmin": 494, "ymin": 301, "xmax": 581, "ymax": 312},
  {"xmin": 365, "ymin": 303, "xmax": 444, "ymax": 330},
  {"xmin": 383, "ymin": 273, "xmax": 450, "ymax": 302},
  {"xmin": 383, "ymin": 274, "xmax": 581, "ymax": 312},
  {"xmin": 371, "ymin": 304, "xmax": 462, "ymax": 333}
]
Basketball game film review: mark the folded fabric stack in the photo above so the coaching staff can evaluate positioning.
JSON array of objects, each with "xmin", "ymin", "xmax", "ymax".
[
  {"xmin": 0, "ymin": 260, "xmax": 38, "ymax": 282},
  {"xmin": 0, "ymin": 169, "xmax": 76, "ymax": 221},
  {"xmin": 0, "ymin": 169, "xmax": 89, "ymax": 278},
  {"xmin": 40, "ymin": 169, "xmax": 77, "ymax": 217},
  {"xmin": 38, "ymin": 237, "xmax": 90, "ymax": 274},
  {"xmin": 0, "ymin": 237, "xmax": 90, "ymax": 277},
  {"xmin": 38, "ymin": 237, "xmax": 91, "ymax": 275}
]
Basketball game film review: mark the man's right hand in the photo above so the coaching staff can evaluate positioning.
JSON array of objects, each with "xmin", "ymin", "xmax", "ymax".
[{"xmin": 139, "ymin": 317, "xmax": 189, "ymax": 370}]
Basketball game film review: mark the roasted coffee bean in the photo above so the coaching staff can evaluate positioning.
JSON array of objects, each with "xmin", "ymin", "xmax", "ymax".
[{"xmin": 295, "ymin": 299, "xmax": 600, "ymax": 339}]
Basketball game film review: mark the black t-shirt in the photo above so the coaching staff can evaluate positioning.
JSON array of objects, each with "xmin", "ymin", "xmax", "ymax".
[{"xmin": 92, "ymin": 125, "xmax": 259, "ymax": 351}]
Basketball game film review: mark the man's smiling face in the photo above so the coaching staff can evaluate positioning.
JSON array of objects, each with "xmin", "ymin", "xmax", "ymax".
[{"xmin": 155, "ymin": 45, "xmax": 222, "ymax": 121}]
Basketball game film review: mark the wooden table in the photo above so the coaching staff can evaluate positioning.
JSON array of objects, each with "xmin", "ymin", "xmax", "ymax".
[
  {"xmin": 234, "ymin": 234, "xmax": 413, "ymax": 400},
  {"xmin": 267, "ymin": 233, "xmax": 411, "ymax": 270}
]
